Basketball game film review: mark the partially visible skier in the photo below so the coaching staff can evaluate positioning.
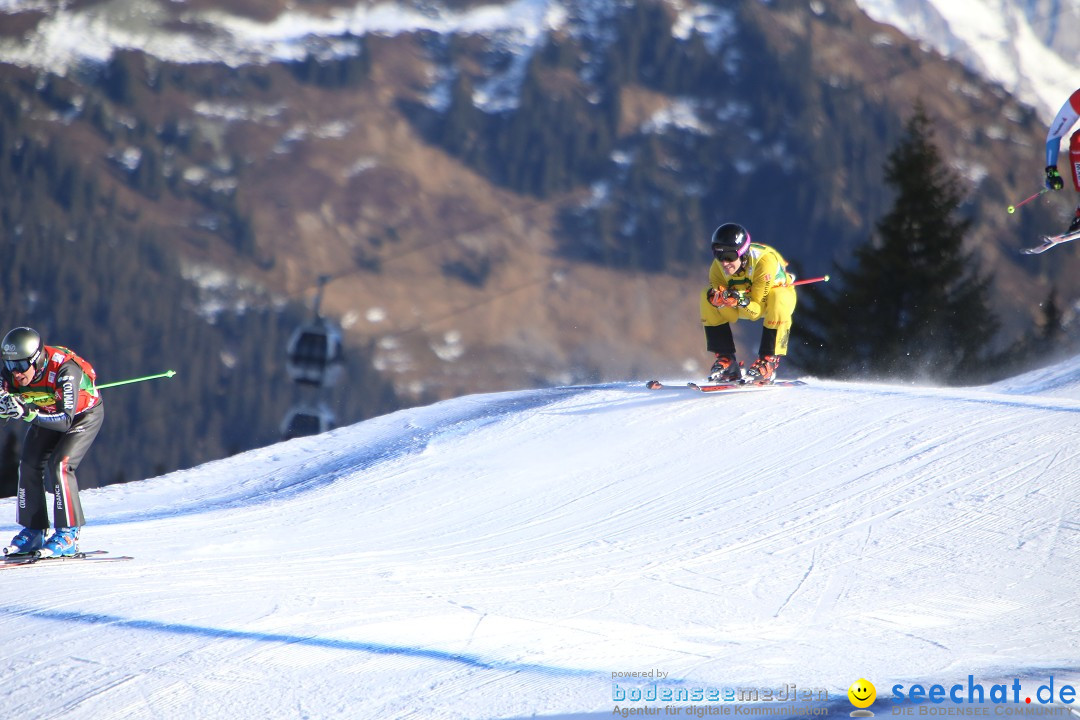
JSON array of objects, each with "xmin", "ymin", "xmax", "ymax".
[
  {"xmin": 700, "ymin": 223, "xmax": 797, "ymax": 385},
  {"xmin": 0, "ymin": 327, "xmax": 103, "ymax": 558},
  {"xmin": 1044, "ymin": 87, "xmax": 1080, "ymax": 235}
]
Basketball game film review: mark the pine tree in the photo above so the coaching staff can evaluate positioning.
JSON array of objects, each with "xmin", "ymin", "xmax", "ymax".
[
  {"xmin": 797, "ymin": 104, "xmax": 998, "ymax": 383},
  {"xmin": 1038, "ymin": 287, "xmax": 1065, "ymax": 349}
]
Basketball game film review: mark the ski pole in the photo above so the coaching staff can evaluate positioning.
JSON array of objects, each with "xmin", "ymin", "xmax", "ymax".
[
  {"xmin": 12, "ymin": 371, "xmax": 177, "ymax": 408},
  {"xmin": 1007, "ymin": 188, "xmax": 1048, "ymax": 214},
  {"xmin": 791, "ymin": 275, "xmax": 830, "ymax": 287},
  {"xmin": 96, "ymin": 370, "xmax": 177, "ymax": 390},
  {"xmin": 774, "ymin": 275, "xmax": 830, "ymax": 289}
]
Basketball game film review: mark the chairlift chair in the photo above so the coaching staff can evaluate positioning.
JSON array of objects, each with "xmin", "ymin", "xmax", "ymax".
[
  {"xmin": 280, "ymin": 402, "xmax": 336, "ymax": 440},
  {"xmin": 285, "ymin": 317, "xmax": 345, "ymax": 388}
]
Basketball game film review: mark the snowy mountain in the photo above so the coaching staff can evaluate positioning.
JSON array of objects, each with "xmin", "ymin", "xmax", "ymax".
[
  {"xmin": 2, "ymin": 358, "xmax": 1080, "ymax": 719},
  {"xmin": 3, "ymin": 0, "xmax": 1074, "ymax": 121},
  {"xmin": 854, "ymin": 0, "xmax": 1080, "ymax": 121},
  {"xmin": 0, "ymin": 0, "xmax": 743, "ymax": 121}
]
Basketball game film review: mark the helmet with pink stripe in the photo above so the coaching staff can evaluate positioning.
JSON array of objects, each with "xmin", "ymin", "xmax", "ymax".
[{"xmin": 710, "ymin": 223, "xmax": 751, "ymax": 262}]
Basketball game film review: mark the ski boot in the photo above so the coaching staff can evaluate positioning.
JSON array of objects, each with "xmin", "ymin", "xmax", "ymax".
[
  {"xmin": 743, "ymin": 355, "xmax": 780, "ymax": 385},
  {"xmin": 707, "ymin": 354, "xmax": 742, "ymax": 383},
  {"xmin": 38, "ymin": 527, "xmax": 80, "ymax": 558},
  {"xmin": 3, "ymin": 527, "xmax": 45, "ymax": 556}
]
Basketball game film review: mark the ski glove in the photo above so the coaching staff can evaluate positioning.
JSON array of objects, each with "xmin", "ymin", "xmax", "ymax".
[
  {"xmin": 0, "ymin": 392, "xmax": 35, "ymax": 422},
  {"xmin": 1046, "ymin": 165, "xmax": 1064, "ymax": 191},
  {"xmin": 709, "ymin": 288, "xmax": 749, "ymax": 309},
  {"xmin": 0, "ymin": 391, "xmax": 23, "ymax": 420}
]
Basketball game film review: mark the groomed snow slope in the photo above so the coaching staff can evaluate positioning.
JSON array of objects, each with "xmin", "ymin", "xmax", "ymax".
[{"xmin": 1, "ymin": 360, "xmax": 1080, "ymax": 719}]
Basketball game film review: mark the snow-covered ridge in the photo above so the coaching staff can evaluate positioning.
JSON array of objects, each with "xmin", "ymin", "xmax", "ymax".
[
  {"xmin": 5, "ymin": 0, "xmax": 1075, "ymax": 124},
  {"xmin": 0, "ymin": 0, "xmax": 549, "ymax": 69},
  {"xmin": 4, "ymin": 0, "xmax": 1077, "ymax": 122},
  {"xmin": 854, "ymin": 0, "xmax": 1080, "ymax": 121},
  {"xmin": 0, "ymin": 0, "xmax": 735, "ymax": 114}
]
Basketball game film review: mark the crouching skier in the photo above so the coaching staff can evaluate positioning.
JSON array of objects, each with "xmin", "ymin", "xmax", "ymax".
[
  {"xmin": 700, "ymin": 223, "xmax": 797, "ymax": 385},
  {"xmin": 0, "ymin": 327, "xmax": 103, "ymax": 558}
]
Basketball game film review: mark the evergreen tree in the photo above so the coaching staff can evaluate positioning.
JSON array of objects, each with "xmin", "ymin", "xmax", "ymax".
[
  {"xmin": 797, "ymin": 104, "xmax": 998, "ymax": 383},
  {"xmin": 1038, "ymin": 288, "xmax": 1065, "ymax": 350},
  {"xmin": 998, "ymin": 286, "xmax": 1069, "ymax": 376}
]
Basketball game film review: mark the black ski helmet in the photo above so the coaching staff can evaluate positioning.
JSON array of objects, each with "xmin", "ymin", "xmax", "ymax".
[
  {"xmin": 710, "ymin": 223, "xmax": 751, "ymax": 261},
  {"xmin": 1, "ymin": 327, "xmax": 46, "ymax": 377}
]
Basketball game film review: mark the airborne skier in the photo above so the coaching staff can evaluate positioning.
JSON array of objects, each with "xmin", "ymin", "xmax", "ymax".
[
  {"xmin": 700, "ymin": 223, "xmax": 797, "ymax": 385},
  {"xmin": 1043, "ymin": 87, "xmax": 1080, "ymax": 236}
]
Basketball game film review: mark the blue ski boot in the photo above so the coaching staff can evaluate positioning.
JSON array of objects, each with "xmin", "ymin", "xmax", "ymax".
[
  {"xmin": 3, "ymin": 527, "xmax": 46, "ymax": 556},
  {"xmin": 39, "ymin": 527, "xmax": 80, "ymax": 558}
]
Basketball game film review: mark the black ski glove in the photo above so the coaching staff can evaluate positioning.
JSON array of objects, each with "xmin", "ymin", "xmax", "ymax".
[{"xmin": 1046, "ymin": 165, "xmax": 1064, "ymax": 191}]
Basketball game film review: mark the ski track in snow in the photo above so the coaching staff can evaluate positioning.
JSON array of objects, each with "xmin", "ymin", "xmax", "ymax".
[{"xmin": 1, "ymin": 371, "xmax": 1079, "ymax": 719}]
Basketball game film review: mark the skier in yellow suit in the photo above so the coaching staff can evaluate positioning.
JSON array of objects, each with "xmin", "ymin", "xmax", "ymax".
[{"xmin": 699, "ymin": 223, "xmax": 796, "ymax": 385}]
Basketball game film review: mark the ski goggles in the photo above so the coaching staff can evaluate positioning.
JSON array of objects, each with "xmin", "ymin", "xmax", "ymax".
[
  {"xmin": 712, "ymin": 247, "xmax": 742, "ymax": 263},
  {"xmin": 4, "ymin": 350, "xmax": 39, "ymax": 374}
]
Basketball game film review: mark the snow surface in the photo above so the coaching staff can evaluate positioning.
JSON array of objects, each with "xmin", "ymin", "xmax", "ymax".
[{"xmin": 3, "ymin": 358, "xmax": 1080, "ymax": 719}]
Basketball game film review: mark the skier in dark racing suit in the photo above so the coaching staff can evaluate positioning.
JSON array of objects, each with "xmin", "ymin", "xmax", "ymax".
[{"xmin": 0, "ymin": 327, "xmax": 103, "ymax": 558}]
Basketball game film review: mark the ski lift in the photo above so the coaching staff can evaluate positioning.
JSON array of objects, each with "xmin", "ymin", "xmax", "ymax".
[
  {"xmin": 280, "ymin": 402, "xmax": 335, "ymax": 440},
  {"xmin": 285, "ymin": 275, "xmax": 345, "ymax": 388},
  {"xmin": 285, "ymin": 317, "xmax": 345, "ymax": 387}
]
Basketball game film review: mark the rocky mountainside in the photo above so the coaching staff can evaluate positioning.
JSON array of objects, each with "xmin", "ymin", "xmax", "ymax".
[{"xmin": 1, "ymin": 0, "xmax": 1074, "ymax": 414}]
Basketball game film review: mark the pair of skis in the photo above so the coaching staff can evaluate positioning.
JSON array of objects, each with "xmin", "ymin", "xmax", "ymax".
[
  {"xmin": 1021, "ymin": 228, "xmax": 1080, "ymax": 255},
  {"xmin": 1008, "ymin": 187, "xmax": 1079, "ymax": 254},
  {"xmin": 0, "ymin": 549, "xmax": 133, "ymax": 571},
  {"xmin": 645, "ymin": 379, "xmax": 807, "ymax": 393}
]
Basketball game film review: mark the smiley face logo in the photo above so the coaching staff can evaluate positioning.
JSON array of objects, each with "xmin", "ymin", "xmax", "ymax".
[{"xmin": 848, "ymin": 678, "xmax": 876, "ymax": 709}]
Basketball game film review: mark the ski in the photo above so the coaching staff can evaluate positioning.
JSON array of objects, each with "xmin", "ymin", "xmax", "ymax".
[
  {"xmin": 646, "ymin": 379, "xmax": 807, "ymax": 392},
  {"xmin": 0, "ymin": 550, "xmax": 133, "ymax": 570},
  {"xmin": 1021, "ymin": 229, "xmax": 1080, "ymax": 255}
]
